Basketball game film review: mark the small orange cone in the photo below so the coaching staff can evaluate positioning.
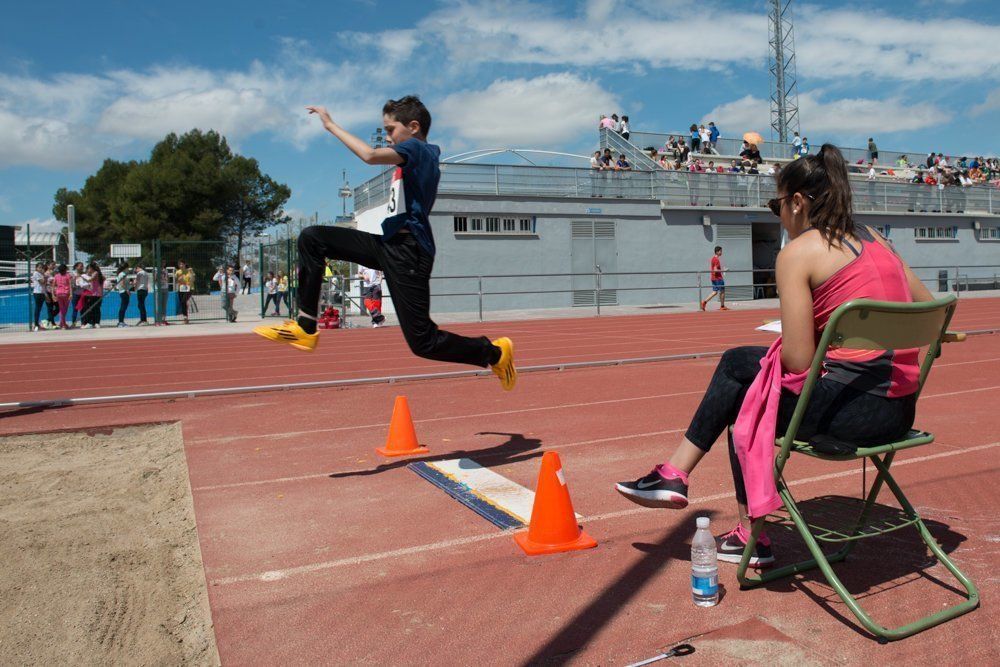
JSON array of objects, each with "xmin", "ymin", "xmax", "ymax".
[
  {"xmin": 376, "ymin": 396, "xmax": 429, "ymax": 457},
  {"xmin": 515, "ymin": 451, "xmax": 597, "ymax": 555}
]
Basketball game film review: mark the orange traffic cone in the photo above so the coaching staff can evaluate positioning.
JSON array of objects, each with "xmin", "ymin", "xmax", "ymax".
[
  {"xmin": 376, "ymin": 396, "xmax": 429, "ymax": 457},
  {"xmin": 514, "ymin": 451, "xmax": 597, "ymax": 555}
]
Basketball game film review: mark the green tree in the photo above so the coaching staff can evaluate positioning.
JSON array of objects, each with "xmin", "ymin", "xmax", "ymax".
[
  {"xmin": 53, "ymin": 129, "xmax": 291, "ymax": 265},
  {"xmin": 221, "ymin": 156, "xmax": 291, "ymax": 266}
]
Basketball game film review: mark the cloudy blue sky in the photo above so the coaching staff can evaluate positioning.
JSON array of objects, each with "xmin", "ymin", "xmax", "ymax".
[{"xmin": 2, "ymin": 0, "xmax": 999, "ymax": 233}]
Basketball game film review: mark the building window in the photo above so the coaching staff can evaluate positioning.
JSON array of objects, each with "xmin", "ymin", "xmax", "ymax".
[
  {"xmin": 915, "ymin": 226, "xmax": 957, "ymax": 240},
  {"xmin": 982, "ymin": 227, "xmax": 1000, "ymax": 240},
  {"xmin": 453, "ymin": 214, "xmax": 537, "ymax": 236}
]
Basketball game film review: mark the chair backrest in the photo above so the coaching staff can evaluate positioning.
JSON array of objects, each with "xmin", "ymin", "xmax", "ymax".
[
  {"xmin": 778, "ymin": 295, "xmax": 957, "ymax": 461},
  {"xmin": 824, "ymin": 296, "xmax": 957, "ymax": 352}
]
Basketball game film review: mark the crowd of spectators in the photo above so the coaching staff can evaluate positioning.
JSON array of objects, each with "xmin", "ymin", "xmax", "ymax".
[
  {"xmin": 601, "ymin": 116, "xmax": 998, "ymax": 191},
  {"xmin": 863, "ymin": 153, "xmax": 1000, "ymax": 189}
]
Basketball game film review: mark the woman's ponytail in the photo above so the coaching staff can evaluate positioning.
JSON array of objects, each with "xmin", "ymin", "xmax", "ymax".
[{"xmin": 776, "ymin": 143, "xmax": 855, "ymax": 244}]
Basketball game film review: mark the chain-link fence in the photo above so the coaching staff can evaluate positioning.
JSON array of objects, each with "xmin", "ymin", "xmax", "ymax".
[
  {"xmin": 152, "ymin": 239, "xmax": 233, "ymax": 324},
  {"xmin": 259, "ymin": 238, "xmax": 297, "ymax": 319}
]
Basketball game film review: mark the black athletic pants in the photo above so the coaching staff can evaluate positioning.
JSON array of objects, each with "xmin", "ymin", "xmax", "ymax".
[
  {"xmin": 685, "ymin": 346, "xmax": 917, "ymax": 504},
  {"xmin": 118, "ymin": 291, "xmax": 130, "ymax": 324},
  {"xmin": 297, "ymin": 225, "xmax": 497, "ymax": 367},
  {"xmin": 136, "ymin": 289, "xmax": 148, "ymax": 322}
]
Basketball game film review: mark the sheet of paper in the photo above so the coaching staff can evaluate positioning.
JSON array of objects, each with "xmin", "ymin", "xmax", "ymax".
[{"xmin": 756, "ymin": 320, "xmax": 782, "ymax": 334}]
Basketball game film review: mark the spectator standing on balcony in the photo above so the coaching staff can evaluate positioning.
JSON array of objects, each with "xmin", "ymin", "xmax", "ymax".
[
  {"xmin": 134, "ymin": 264, "xmax": 150, "ymax": 325},
  {"xmin": 698, "ymin": 125, "xmax": 712, "ymax": 154},
  {"xmin": 868, "ymin": 138, "xmax": 878, "ymax": 165},
  {"xmin": 615, "ymin": 153, "xmax": 632, "ymax": 198},
  {"xmin": 700, "ymin": 246, "xmax": 728, "ymax": 311},
  {"xmin": 690, "ymin": 124, "xmax": 701, "ymax": 152},
  {"xmin": 709, "ymin": 122, "xmax": 720, "ymax": 152},
  {"xmin": 599, "ymin": 115, "xmax": 614, "ymax": 130},
  {"xmin": 620, "ymin": 116, "xmax": 630, "ymax": 141},
  {"xmin": 611, "ymin": 114, "xmax": 621, "ymax": 133},
  {"xmin": 791, "ymin": 131, "xmax": 801, "ymax": 156},
  {"xmin": 926, "ymin": 153, "xmax": 935, "ymax": 168},
  {"xmin": 799, "ymin": 137, "xmax": 810, "ymax": 157},
  {"xmin": 591, "ymin": 150, "xmax": 605, "ymax": 197}
]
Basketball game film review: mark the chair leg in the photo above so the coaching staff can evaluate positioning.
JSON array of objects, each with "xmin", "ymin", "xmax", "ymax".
[
  {"xmin": 740, "ymin": 457, "xmax": 981, "ymax": 641},
  {"xmin": 737, "ymin": 485, "xmax": 848, "ymax": 588}
]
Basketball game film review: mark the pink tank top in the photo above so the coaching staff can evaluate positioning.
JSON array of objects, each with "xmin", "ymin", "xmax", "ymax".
[{"xmin": 810, "ymin": 226, "xmax": 919, "ymax": 397}]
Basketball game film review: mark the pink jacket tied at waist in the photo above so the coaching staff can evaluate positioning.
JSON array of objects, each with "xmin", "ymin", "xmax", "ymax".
[{"xmin": 732, "ymin": 337, "xmax": 808, "ymax": 519}]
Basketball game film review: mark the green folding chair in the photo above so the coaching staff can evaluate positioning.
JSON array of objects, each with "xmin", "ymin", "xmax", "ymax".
[{"xmin": 736, "ymin": 295, "xmax": 980, "ymax": 642}]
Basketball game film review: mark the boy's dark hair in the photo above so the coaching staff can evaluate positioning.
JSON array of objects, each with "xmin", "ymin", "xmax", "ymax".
[
  {"xmin": 714, "ymin": 246, "xmax": 722, "ymax": 253},
  {"xmin": 383, "ymin": 96, "xmax": 432, "ymax": 136},
  {"xmin": 776, "ymin": 143, "xmax": 854, "ymax": 246}
]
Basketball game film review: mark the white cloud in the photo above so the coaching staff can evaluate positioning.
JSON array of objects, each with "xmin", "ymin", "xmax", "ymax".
[
  {"xmin": 794, "ymin": 6, "xmax": 1000, "ymax": 82},
  {"xmin": 0, "ymin": 42, "xmax": 395, "ymax": 169},
  {"xmin": 703, "ymin": 91, "xmax": 951, "ymax": 139},
  {"xmin": 16, "ymin": 217, "xmax": 63, "ymax": 233},
  {"xmin": 971, "ymin": 89, "xmax": 1000, "ymax": 117},
  {"xmin": 418, "ymin": 0, "xmax": 766, "ymax": 71},
  {"xmin": 437, "ymin": 73, "xmax": 618, "ymax": 147}
]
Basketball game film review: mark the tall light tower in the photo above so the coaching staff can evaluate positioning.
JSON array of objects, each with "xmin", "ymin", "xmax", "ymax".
[{"xmin": 768, "ymin": 0, "xmax": 801, "ymax": 143}]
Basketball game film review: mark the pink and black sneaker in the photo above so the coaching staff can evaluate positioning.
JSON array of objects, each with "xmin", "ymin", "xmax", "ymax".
[
  {"xmin": 615, "ymin": 468, "xmax": 689, "ymax": 509},
  {"xmin": 716, "ymin": 523, "xmax": 775, "ymax": 567}
]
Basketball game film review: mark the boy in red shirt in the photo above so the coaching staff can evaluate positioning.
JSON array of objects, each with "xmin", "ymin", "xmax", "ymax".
[{"xmin": 700, "ymin": 246, "xmax": 728, "ymax": 311}]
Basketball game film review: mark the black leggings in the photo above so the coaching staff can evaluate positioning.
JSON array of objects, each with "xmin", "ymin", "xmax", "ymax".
[
  {"xmin": 264, "ymin": 292, "xmax": 278, "ymax": 313},
  {"xmin": 179, "ymin": 292, "xmax": 192, "ymax": 317},
  {"xmin": 296, "ymin": 225, "xmax": 496, "ymax": 367},
  {"xmin": 685, "ymin": 346, "xmax": 917, "ymax": 504}
]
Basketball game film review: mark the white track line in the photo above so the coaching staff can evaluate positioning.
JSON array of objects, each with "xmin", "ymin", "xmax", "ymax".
[
  {"xmin": 192, "ymin": 428, "xmax": 687, "ymax": 492},
  {"xmin": 209, "ymin": 440, "xmax": 999, "ymax": 586}
]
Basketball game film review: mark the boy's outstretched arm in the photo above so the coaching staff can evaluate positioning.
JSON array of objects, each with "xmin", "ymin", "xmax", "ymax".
[{"xmin": 306, "ymin": 106, "xmax": 403, "ymax": 166}]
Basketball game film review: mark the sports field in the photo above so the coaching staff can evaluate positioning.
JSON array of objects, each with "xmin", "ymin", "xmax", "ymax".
[{"xmin": 1, "ymin": 302, "xmax": 998, "ymax": 664}]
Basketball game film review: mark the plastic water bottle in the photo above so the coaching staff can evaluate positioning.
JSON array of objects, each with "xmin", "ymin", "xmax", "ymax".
[{"xmin": 691, "ymin": 516, "xmax": 719, "ymax": 607}]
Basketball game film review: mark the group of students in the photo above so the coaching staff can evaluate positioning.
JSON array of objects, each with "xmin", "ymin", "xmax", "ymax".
[
  {"xmin": 29, "ymin": 261, "xmax": 141, "ymax": 330},
  {"xmin": 255, "ymin": 96, "xmax": 931, "ymax": 564},
  {"xmin": 262, "ymin": 271, "xmax": 292, "ymax": 316}
]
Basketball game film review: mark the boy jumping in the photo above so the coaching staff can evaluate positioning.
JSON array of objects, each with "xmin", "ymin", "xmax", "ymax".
[
  {"xmin": 699, "ymin": 245, "xmax": 728, "ymax": 311},
  {"xmin": 253, "ymin": 96, "xmax": 516, "ymax": 390}
]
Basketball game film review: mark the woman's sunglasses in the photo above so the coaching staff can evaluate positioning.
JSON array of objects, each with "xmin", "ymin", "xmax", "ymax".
[
  {"xmin": 767, "ymin": 193, "xmax": 814, "ymax": 216},
  {"xmin": 767, "ymin": 194, "xmax": 793, "ymax": 216}
]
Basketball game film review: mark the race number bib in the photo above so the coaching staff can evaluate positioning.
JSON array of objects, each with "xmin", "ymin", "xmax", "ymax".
[
  {"xmin": 179, "ymin": 285, "xmax": 190, "ymax": 292},
  {"xmin": 387, "ymin": 167, "xmax": 406, "ymax": 216}
]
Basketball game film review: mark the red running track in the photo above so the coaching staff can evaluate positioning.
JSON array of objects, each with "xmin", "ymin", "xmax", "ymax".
[
  {"xmin": 0, "ymin": 316, "xmax": 997, "ymax": 664},
  {"xmin": 2, "ymin": 297, "xmax": 1000, "ymax": 405}
]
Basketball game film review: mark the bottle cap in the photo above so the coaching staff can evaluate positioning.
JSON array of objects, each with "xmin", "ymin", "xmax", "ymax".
[{"xmin": 696, "ymin": 516, "xmax": 710, "ymax": 529}]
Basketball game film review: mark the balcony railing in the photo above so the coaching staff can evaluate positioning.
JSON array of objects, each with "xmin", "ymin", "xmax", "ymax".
[{"xmin": 355, "ymin": 163, "xmax": 998, "ymax": 215}]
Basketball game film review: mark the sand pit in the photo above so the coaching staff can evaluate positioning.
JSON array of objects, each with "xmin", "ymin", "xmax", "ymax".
[{"xmin": 0, "ymin": 422, "xmax": 217, "ymax": 665}]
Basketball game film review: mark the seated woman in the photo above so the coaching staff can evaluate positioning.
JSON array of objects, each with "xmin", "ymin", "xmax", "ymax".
[{"xmin": 615, "ymin": 144, "xmax": 932, "ymax": 567}]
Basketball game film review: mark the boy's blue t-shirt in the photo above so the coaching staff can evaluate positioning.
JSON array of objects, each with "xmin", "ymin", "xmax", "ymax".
[{"xmin": 383, "ymin": 138, "xmax": 441, "ymax": 256}]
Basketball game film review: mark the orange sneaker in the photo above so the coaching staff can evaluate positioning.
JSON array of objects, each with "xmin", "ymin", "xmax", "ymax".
[
  {"xmin": 699, "ymin": 300, "xmax": 707, "ymax": 311},
  {"xmin": 253, "ymin": 320, "xmax": 319, "ymax": 351},
  {"xmin": 490, "ymin": 337, "xmax": 517, "ymax": 391},
  {"xmin": 720, "ymin": 306, "xmax": 729, "ymax": 311}
]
